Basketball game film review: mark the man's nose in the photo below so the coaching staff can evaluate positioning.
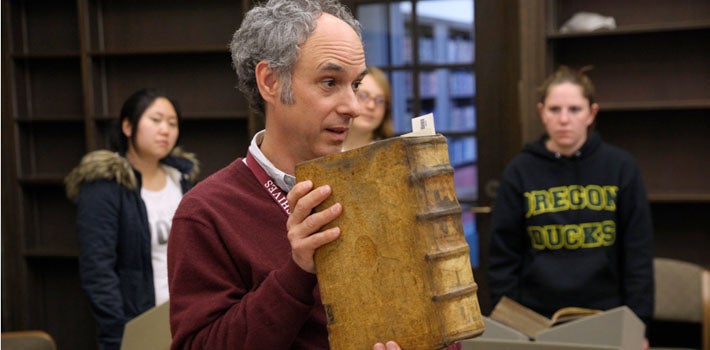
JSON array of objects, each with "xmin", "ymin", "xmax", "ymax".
[{"xmin": 343, "ymin": 90, "xmax": 362, "ymax": 119}]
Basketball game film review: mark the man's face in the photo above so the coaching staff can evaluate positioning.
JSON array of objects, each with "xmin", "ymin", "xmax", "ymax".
[{"xmin": 271, "ymin": 13, "xmax": 367, "ymax": 166}]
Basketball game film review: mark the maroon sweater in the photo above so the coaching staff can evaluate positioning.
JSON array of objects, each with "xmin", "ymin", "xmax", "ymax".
[
  {"xmin": 168, "ymin": 158, "xmax": 328, "ymax": 349},
  {"xmin": 168, "ymin": 158, "xmax": 463, "ymax": 350}
]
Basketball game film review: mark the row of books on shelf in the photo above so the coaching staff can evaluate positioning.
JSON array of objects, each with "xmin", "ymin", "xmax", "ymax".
[
  {"xmin": 454, "ymin": 163, "xmax": 477, "ymax": 190},
  {"xmin": 447, "ymin": 136, "xmax": 477, "ymax": 167},
  {"xmin": 405, "ymin": 70, "xmax": 475, "ymax": 97},
  {"xmin": 449, "ymin": 71, "xmax": 476, "ymax": 96},
  {"xmin": 461, "ymin": 211, "xmax": 478, "ymax": 267},
  {"xmin": 454, "ymin": 163, "xmax": 478, "ymax": 202},
  {"xmin": 401, "ymin": 36, "xmax": 474, "ymax": 64},
  {"xmin": 447, "ymin": 35, "xmax": 475, "ymax": 63},
  {"xmin": 429, "ymin": 106, "xmax": 476, "ymax": 132}
]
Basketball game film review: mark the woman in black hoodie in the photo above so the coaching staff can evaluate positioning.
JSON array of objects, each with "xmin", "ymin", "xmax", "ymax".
[{"xmin": 488, "ymin": 66, "xmax": 653, "ymax": 347}]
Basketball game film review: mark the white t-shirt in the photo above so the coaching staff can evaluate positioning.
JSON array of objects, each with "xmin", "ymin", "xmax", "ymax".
[{"xmin": 141, "ymin": 170, "xmax": 183, "ymax": 305}]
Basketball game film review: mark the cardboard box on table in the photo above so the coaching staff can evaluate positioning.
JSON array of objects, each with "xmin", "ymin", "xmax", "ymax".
[
  {"xmin": 120, "ymin": 302, "xmax": 171, "ymax": 350},
  {"xmin": 462, "ymin": 306, "xmax": 644, "ymax": 350}
]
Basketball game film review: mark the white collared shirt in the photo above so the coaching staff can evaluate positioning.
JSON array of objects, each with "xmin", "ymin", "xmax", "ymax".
[{"xmin": 244, "ymin": 130, "xmax": 296, "ymax": 192}]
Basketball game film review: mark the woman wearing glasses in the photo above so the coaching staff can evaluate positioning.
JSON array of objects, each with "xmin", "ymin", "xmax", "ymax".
[{"xmin": 343, "ymin": 66, "xmax": 394, "ymax": 151}]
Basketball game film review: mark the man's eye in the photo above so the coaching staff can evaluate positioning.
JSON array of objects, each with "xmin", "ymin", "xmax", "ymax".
[{"xmin": 323, "ymin": 79, "xmax": 335, "ymax": 87}]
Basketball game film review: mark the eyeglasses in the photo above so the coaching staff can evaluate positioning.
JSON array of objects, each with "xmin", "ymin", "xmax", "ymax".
[{"xmin": 356, "ymin": 92, "xmax": 386, "ymax": 107}]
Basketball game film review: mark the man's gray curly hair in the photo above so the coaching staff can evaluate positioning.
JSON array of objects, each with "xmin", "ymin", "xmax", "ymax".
[{"xmin": 230, "ymin": 0, "xmax": 361, "ymax": 116}]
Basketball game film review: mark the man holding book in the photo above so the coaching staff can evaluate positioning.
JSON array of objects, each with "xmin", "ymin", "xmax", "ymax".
[{"xmin": 167, "ymin": 1, "xmax": 461, "ymax": 349}]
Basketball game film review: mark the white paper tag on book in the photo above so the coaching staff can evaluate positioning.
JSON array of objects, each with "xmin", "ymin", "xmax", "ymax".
[{"xmin": 401, "ymin": 113, "xmax": 436, "ymax": 137}]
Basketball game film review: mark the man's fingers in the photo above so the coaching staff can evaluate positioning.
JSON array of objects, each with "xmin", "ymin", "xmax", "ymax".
[
  {"xmin": 288, "ymin": 201, "xmax": 342, "ymax": 243},
  {"xmin": 287, "ymin": 183, "xmax": 331, "ymax": 230},
  {"xmin": 286, "ymin": 180, "xmax": 314, "ymax": 225}
]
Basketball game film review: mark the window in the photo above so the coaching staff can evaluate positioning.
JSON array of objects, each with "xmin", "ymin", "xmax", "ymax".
[{"xmin": 356, "ymin": 0, "xmax": 478, "ymax": 266}]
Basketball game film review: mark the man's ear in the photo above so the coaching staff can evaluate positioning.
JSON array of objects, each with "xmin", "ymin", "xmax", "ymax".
[{"xmin": 255, "ymin": 61, "xmax": 279, "ymax": 104}]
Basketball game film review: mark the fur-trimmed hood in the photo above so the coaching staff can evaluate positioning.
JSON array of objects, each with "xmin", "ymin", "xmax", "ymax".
[{"xmin": 64, "ymin": 147, "xmax": 199, "ymax": 201}]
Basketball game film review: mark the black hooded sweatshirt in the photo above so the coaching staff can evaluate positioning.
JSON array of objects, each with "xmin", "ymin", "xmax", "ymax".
[{"xmin": 488, "ymin": 132, "xmax": 654, "ymax": 327}]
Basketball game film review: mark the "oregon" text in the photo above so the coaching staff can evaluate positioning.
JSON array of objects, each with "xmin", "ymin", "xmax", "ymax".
[{"xmin": 525, "ymin": 185, "xmax": 618, "ymax": 218}]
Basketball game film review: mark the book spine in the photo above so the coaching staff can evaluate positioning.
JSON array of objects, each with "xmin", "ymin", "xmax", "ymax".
[{"xmin": 406, "ymin": 137, "xmax": 485, "ymax": 346}]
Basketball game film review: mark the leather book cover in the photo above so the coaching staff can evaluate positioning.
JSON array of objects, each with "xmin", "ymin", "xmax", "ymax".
[{"xmin": 295, "ymin": 134, "xmax": 484, "ymax": 350}]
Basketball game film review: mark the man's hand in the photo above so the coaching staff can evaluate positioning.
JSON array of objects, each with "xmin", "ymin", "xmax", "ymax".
[
  {"xmin": 286, "ymin": 180, "xmax": 342, "ymax": 273},
  {"xmin": 373, "ymin": 341, "xmax": 401, "ymax": 350}
]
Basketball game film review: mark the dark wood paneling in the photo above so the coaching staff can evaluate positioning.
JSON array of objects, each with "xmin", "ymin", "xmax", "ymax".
[
  {"xmin": 89, "ymin": 0, "xmax": 243, "ymax": 51},
  {"xmin": 17, "ymin": 122, "xmax": 86, "ymax": 177},
  {"xmin": 13, "ymin": 58, "xmax": 84, "ymax": 119},
  {"xmin": 2, "ymin": 0, "xmax": 24, "ymax": 331},
  {"xmin": 179, "ymin": 119, "xmax": 252, "ymax": 179},
  {"xmin": 596, "ymin": 110, "xmax": 710, "ymax": 200},
  {"xmin": 21, "ymin": 186, "xmax": 78, "ymax": 254},
  {"xmin": 554, "ymin": 31, "xmax": 709, "ymax": 104},
  {"xmin": 474, "ymin": 0, "xmax": 522, "ymax": 316},
  {"xmin": 26, "ymin": 259, "xmax": 97, "ymax": 349},
  {"xmin": 9, "ymin": 0, "xmax": 79, "ymax": 54},
  {"xmin": 92, "ymin": 53, "xmax": 245, "ymax": 117},
  {"xmin": 651, "ymin": 203, "xmax": 710, "ymax": 268}
]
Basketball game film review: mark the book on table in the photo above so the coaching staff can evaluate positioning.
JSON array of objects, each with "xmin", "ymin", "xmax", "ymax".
[{"xmin": 489, "ymin": 296, "xmax": 602, "ymax": 339}]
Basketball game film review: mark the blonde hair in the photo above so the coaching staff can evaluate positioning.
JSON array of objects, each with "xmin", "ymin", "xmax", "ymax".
[
  {"xmin": 366, "ymin": 67, "xmax": 394, "ymax": 139},
  {"xmin": 537, "ymin": 65, "xmax": 596, "ymax": 105}
]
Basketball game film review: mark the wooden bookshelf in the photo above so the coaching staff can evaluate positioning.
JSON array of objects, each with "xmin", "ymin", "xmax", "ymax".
[{"xmin": 2, "ymin": 0, "xmax": 254, "ymax": 348}]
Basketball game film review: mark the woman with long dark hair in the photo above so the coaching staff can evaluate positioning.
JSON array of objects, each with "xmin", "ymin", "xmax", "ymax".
[{"xmin": 65, "ymin": 88, "xmax": 199, "ymax": 350}]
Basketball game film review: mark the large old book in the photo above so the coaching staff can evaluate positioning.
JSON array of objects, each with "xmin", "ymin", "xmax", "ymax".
[
  {"xmin": 295, "ymin": 134, "xmax": 484, "ymax": 350},
  {"xmin": 489, "ymin": 296, "xmax": 602, "ymax": 339}
]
